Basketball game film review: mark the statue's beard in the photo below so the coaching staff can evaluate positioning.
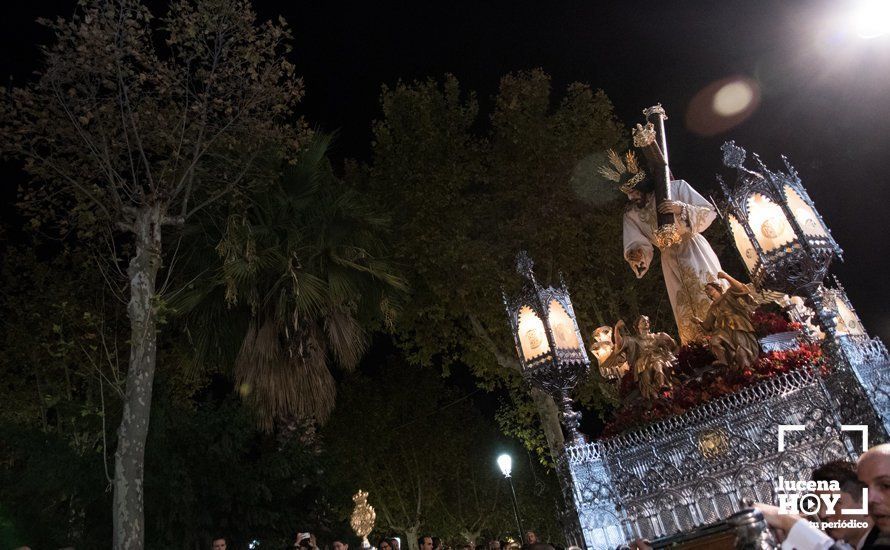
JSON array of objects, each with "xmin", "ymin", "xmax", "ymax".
[{"xmin": 635, "ymin": 194, "xmax": 650, "ymax": 209}]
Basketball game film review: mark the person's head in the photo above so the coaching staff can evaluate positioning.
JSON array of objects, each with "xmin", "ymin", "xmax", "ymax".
[
  {"xmin": 390, "ymin": 538, "xmax": 400, "ymax": 550},
  {"xmin": 211, "ymin": 537, "xmax": 227, "ymax": 550},
  {"xmin": 811, "ymin": 460, "xmax": 871, "ymax": 542},
  {"xmin": 523, "ymin": 531, "xmax": 537, "ymax": 545},
  {"xmin": 622, "ymin": 177, "xmax": 655, "ymax": 209},
  {"xmin": 858, "ymin": 443, "xmax": 890, "ymax": 533},
  {"xmin": 379, "ymin": 539, "xmax": 392, "ymax": 550},
  {"xmin": 487, "ymin": 540, "xmax": 501, "ymax": 550},
  {"xmin": 418, "ymin": 536, "xmax": 433, "ymax": 550},
  {"xmin": 704, "ymin": 282, "xmax": 723, "ymax": 301},
  {"xmin": 635, "ymin": 315, "xmax": 650, "ymax": 335},
  {"xmin": 333, "ymin": 540, "xmax": 349, "ymax": 550}
]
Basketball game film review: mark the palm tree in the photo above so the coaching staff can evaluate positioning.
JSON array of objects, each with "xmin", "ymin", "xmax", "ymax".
[{"xmin": 175, "ymin": 135, "xmax": 405, "ymax": 431}]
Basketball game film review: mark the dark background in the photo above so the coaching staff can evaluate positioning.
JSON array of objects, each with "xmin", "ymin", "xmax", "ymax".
[{"xmin": 3, "ymin": 0, "xmax": 888, "ymax": 341}]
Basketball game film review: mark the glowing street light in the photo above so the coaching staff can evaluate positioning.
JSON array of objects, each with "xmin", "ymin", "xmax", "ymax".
[
  {"xmin": 497, "ymin": 453, "xmax": 512, "ymax": 477},
  {"xmin": 497, "ymin": 453, "xmax": 524, "ymax": 542},
  {"xmin": 850, "ymin": 0, "xmax": 890, "ymax": 38}
]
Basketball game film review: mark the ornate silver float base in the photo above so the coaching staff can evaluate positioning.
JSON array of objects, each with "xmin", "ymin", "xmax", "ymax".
[{"xmin": 563, "ymin": 364, "xmax": 888, "ymax": 549}]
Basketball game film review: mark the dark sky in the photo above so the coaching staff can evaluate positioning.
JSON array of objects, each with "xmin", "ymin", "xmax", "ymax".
[{"xmin": 2, "ymin": 0, "xmax": 889, "ymax": 341}]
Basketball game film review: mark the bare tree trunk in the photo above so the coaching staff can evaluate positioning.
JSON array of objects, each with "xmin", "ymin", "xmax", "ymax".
[
  {"xmin": 112, "ymin": 204, "xmax": 163, "ymax": 550},
  {"xmin": 405, "ymin": 525, "xmax": 420, "ymax": 550},
  {"xmin": 467, "ymin": 315, "xmax": 565, "ymax": 462},
  {"xmin": 460, "ymin": 529, "xmax": 481, "ymax": 548},
  {"xmin": 529, "ymin": 387, "xmax": 565, "ymax": 463}
]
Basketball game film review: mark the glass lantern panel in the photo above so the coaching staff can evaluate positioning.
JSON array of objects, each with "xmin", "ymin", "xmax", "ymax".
[
  {"xmin": 728, "ymin": 214, "xmax": 758, "ymax": 272},
  {"xmin": 834, "ymin": 295, "xmax": 865, "ymax": 336},
  {"xmin": 746, "ymin": 192, "xmax": 795, "ymax": 252},
  {"xmin": 517, "ymin": 305, "xmax": 550, "ymax": 360},
  {"xmin": 548, "ymin": 299, "xmax": 581, "ymax": 349},
  {"xmin": 784, "ymin": 185, "xmax": 828, "ymax": 238}
]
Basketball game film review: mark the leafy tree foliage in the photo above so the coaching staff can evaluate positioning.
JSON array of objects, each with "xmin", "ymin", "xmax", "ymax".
[
  {"xmin": 0, "ymin": 244, "xmax": 125, "ymax": 456},
  {"xmin": 142, "ymin": 385, "xmax": 324, "ymax": 549},
  {"xmin": 368, "ymin": 70, "xmax": 673, "ymax": 461},
  {"xmin": 322, "ymin": 358, "xmax": 564, "ymax": 550},
  {"xmin": 0, "ymin": 0, "xmax": 307, "ymax": 545},
  {"xmin": 0, "ymin": 376, "xmax": 325, "ymax": 549}
]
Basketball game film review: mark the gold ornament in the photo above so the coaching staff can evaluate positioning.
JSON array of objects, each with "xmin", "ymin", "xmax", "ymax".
[
  {"xmin": 697, "ymin": 429, "xmax": 730, "ymax": 460},
  {"xmin": 632, "ymin": 122, "xmax": 656, "ymax": 148},
  {"xmin": 597, "ymin": 149, "xmax": 648, "ymax": 194},
  {"xmin": 350, "ymin": 490, "xmax": 376, "ymax": 547},
  {"xmin": 653, "ymin": 224, "xmax": 682, "ymax": 249}
]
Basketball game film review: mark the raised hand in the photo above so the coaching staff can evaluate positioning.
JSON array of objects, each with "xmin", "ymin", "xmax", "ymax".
[{"xmin": 657, "ymin": 200, "xmax": 685, "ymax": 215}]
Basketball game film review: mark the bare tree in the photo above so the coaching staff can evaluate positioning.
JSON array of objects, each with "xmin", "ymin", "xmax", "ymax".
[{"xmin": 0, "ymin": 0, "xmax": 306, "ymax": 547}]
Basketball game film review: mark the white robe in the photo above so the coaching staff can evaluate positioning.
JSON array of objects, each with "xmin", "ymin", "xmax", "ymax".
[{"xmin": 623, "ymin": 179, "xmax": 722, "ymax": 344}]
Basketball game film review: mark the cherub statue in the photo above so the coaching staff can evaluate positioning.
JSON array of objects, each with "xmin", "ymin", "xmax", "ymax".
[
  {"xmin": 615, "ymin": 315, "xmax": 678, "ymax": 402},
  {"xmin": 693, "ymin": 271, "xmax": 760, "ymax": 372}
]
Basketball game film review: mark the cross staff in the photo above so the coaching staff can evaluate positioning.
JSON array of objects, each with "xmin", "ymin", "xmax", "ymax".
[{"xmin": 633, "ymin": 104, "xmax": 682, "ymax": 249}]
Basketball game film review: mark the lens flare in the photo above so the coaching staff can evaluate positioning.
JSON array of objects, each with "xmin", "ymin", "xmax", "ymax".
[
  {"xmin": 685, "ymin": 75, "xmax": 760, "ymax": 136},
  {"xmin": 713, "ymin": 81, "xmax": 755, "ymax": 116}
]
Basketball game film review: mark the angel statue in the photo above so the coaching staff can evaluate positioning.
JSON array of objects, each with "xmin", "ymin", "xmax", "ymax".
[
  {"xmin": 615, "ymin": 315, "xmax": 678, "ymax": 402},
  {"xmin": 693, "ymin": 271, "xmax": 760, "ymax": 372}
]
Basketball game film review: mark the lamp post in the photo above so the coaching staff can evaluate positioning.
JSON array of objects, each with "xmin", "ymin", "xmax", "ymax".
[
  {"xmin": 497, "ymin": 454, "xmax": 524, "ymax": 542},
  {"xmin": 503, "ymin": 251, "xmax": 588, "ymax": 548}
]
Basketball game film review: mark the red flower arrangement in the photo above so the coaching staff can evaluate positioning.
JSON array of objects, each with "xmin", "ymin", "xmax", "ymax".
[
  {"xmin": 752, "ymin": 310, "xmax": 793, "ymax": 337},
  {"xmin": 600, "ymin": 308, "xmax": 826, "ymax": 438}
]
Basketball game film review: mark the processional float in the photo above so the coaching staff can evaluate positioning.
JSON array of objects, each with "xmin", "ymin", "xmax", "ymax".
[{"xmin": 502, "ymin": 105, "xmax": 890, "ymax": 549}]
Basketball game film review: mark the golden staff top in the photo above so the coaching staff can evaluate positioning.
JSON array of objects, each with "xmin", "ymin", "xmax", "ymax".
[{"xmin": 350, "ymin": 490, "xmax": 376, "ymax": 545}]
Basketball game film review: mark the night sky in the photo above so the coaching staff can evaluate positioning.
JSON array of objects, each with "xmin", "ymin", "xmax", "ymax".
[{"xmin": 3, "ymin": 0, "xmax": 889, "ymax": 341}]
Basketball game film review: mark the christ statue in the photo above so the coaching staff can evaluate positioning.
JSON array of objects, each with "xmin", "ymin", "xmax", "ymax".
[{"xmin": 599, "ymin": 149, "xmax": 722, "ymax": 344}]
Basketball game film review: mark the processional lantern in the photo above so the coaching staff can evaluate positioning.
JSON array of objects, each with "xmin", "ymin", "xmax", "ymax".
[
  {"xmin": 503, "ymin": 251, "xmax": 589, "ymax": 442},
  {"xmin": 716, "ymin": 142, "xmax": 842, "ymax": 290},
  {"xmin": 350, "ymin": 490, "xmax": 376, "ymax": 548}
]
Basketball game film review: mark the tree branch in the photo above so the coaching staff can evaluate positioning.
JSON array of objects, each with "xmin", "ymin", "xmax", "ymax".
[
  {"xmin": 468, "ymin": 314, "xmax": 520, "ymax": 372},
  {"xmin": 28, "ymin": 150, "xmax": 114, "ymax": 221}
]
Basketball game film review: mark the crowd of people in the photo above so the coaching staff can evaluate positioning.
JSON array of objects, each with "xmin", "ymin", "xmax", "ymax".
[{"xmin": 205, "ymin": 530, "xmax": 566, "ymax": 550}]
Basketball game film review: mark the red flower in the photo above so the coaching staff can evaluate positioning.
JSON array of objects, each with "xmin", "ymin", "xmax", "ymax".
[{"xmin": 752, "ymin": 308, "xmax": 794, "ymax": 337}]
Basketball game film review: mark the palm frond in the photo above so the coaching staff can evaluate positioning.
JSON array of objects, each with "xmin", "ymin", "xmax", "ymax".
[
  {"xmin": 235, "ymin": 320, "xmax": 338, "ymax": 431},
  {"xmin": 324, "ymin": 307, "xmax": 368, "ymax": 370}
]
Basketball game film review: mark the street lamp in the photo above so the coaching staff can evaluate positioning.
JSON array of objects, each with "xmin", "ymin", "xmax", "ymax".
[
  {"xmin": 497, "ymin": 453, "xmax": 524, "ymax": 542},
  {"xmin": 849, "ymin": 0, "xmax": 890, "ymax": 38}
]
